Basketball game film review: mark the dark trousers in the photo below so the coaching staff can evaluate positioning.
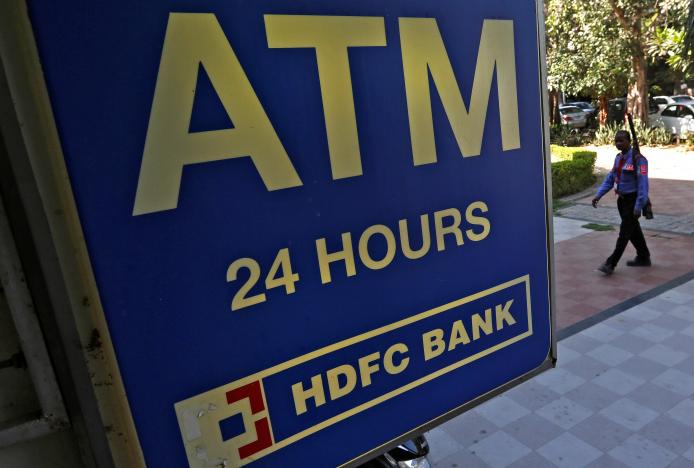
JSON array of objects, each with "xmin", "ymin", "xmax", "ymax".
[{"xmin": 606, "ymin": 193, "xmax": 650, "ymax": 267}]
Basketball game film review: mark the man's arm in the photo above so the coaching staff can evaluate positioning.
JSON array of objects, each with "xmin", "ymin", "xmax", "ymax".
[
  {"xmin": 635, "ymin": 157, "xmax": 649, "ymax": 214},
  {"xmin": 592, "ymin": 169, "xmax": 616, "ymax": 207}
]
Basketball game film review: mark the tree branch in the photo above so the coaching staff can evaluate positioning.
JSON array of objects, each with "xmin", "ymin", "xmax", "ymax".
[{"xmin": 608, "ymin": 0, "xmax": 639, "ymax": 39}]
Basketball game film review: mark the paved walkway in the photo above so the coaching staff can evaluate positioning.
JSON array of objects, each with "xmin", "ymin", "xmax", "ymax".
[
  {"xmin": 427, "ymin": 277, "xmax": 694, "ymax": 468},
  {"xmin": 425, "ymin": 147, "xmax": 694, "ymax": 467}
]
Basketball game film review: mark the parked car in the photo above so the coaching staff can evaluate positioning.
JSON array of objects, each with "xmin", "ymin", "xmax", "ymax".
[
  {"xmin": 565, "ymin": 101, "xmax": 596, "ymax": 117},
  {"xmin": 565, "ymin": 101, "xmax": 597, "ymax": 125},
  {"xmin": 653, "ymin": 95, "xmax": 675, "ymax": 112},
  {"xmin": 650, "ymin": 102, "xmax": 694, "ymax": 139},
  {"xmin": 671, "ymin": 94, "xmax": 694, "ymax": 103},
  {"xmin": 607, "ymin": 97, "xmax": 659, "ymax": 124},
  {"xmin": 558, "ymin": 105, "xmax": 588, "ymax": 128}
]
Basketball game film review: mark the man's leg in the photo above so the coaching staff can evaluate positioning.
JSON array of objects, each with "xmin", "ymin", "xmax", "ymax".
[
  {"xmin": 606, "ymin": 196, "xmax": 637, "ymax": 267},
  {"xmin": 629, "ymin": 221, "xmax": 650, "ymax": 259}
]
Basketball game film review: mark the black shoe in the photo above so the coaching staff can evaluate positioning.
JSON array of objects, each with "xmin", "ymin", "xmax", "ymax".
[
  {"xmin": 626, "ymin": 257, "xmax": 651, "ymax": 267},
  {"xmin": 597, "ymin": 263, "xmax": 614, "ymax": 275}
]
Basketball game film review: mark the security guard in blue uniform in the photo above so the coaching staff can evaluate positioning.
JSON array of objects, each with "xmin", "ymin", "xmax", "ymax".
[{"xmin": 591, "ymin": 130, "xmax": 651, "ymax": 275}]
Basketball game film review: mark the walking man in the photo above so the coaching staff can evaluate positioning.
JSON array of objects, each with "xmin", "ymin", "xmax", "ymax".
[{"xmin": 591, "ymin": 130, "xmax": 651, "ymax": 275}]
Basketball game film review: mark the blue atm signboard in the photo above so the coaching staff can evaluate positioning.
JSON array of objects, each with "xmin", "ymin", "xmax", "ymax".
[{"xmin": 26, "ymin": 0, "xmax": 553, "ymax": 466}]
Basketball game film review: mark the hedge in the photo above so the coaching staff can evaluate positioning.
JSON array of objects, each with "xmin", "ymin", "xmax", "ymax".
[{"xmin": 551, "ymin": 146, "xmax": 597, "ymax": 198}]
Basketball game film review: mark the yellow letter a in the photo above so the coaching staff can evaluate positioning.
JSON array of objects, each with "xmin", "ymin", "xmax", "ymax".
[{"xmin": 133, "ymin": 13, "xmax": 302, "ymax": 215}]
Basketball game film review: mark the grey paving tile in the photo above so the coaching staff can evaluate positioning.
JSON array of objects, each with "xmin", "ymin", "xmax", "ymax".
[
  {"xmin": 684, "ymin": 445, "xmax": 694, "ymax": 462},
  {"xmin": 667, "ymin": 398, "xmax": 694, "ymax": 429},
  {"xmin": 536, "ymin": 397, "xmax": 592, "ymax": 430},
  {"xmin": 503, "ymin": 413, "xmax": 563, "ymax": 450},
  {"xmin": 669, "ymin": 305, "xmax": 694, "ymax": 322},
  {"xmin": 675, "ymin": 352, "xmax": 694, "ymax": 374},
  {"xmin": 604, "ymin": 315, "xmax": 641, "ymax": 333},
  {"xmin": 433, "ymin": 448, "xmax": 488, "ymax": 468},
  {"xmin": 561, "ymin": 333, "xmax": 603, "ymax": 354},
  {"xmin": 538, "ymin": 432, "xmax": 602, "ymax": 468},
  {"xmin": 475, "ymin": 396, "xmax": 531, "ymax": 428},
  {"xmin": 556, "ymin": 345, "xmax": 581, "ymax": 366},
  {"xmin": 608, "ymin": 434, "xmax": 677, "ymax": 468},
  {"xmin": 585, "ymin": 455, "xmax": 629, "ymax": 468},
  {"xmin": 653, "ymin": 368, "xmax": 694, "ymax": 396},
  {"xmin": 585, "ymin": 344, "xmax": 632, "ymax": 366},
  {"xmin": 676, "ymin": 280, "xmax": 694, "ymax": 295},
  {"xmin": 599, "ymin": 398, "xmax": 658, "ymax": 431},
  {"xmin": 630, "ymin": 323, "xmax": 675, "ymax": 342},
  {"xmin": 562, "ymin": 355, "xmax": 610, "ymax": 381},
  {"xmin": 426, "ymin": 427, "xmax": 464, "ymax": 463},
  {"xmin": 666, "ymin": 332, "xmax": 694, "ymax": 353},
  {"xmin": 569, "ymin": 414, "xmax": 632, "ymax": 453},
  {"xmin": 607, "ymin": 332, "xmax": 654, "ymax": 355},
  {"xmin": 616, "ymin": 355, "xmax": 668, "ymax": 381},
  {"xmin": 640, "ymin": 414, "xmax": 694, "ymax": 455},
  {"xmin": 666, "ymin": 457, "xmax": 694, "ymax": 468},
  {"xmin": 642, "ymin": 297, "xmax": 681, "ymax": 313},
  {"xmin": 592, "ymin": 368, "xmax": 645, "ymax": 396},
  {"xmin": 469, "ymin": 431, "xmax": 531, "ymax": 468},
  {"xmin": 660, "ymin": 289, "xmax": 694, "ymax": 305},
  {"xmin": 581, "ymin": 323, "xmax": 623, "ymax": 343},
  {"xmin": 650, "ymin": 313, "xmax": 693, "ymax": 332},
  {"xmin": 439, "ymin": 411, "xmax": 498, "ymax": 447},
  {"xmin": 621, "ymin": 304, "xmax": 662, "ymax": 322},
  {"xmin": 639, "ymin": 343, "xmax": 688, "ymax": 366},
  {"xmin": 563, "ymin": 382, "xmax": 620, "ymax": 412},
  {"xmin": 508, "ymin": 452, "xmax": 557, "ymax": 468},
  {"xmin": 628, "ymin": 382, "xmax": 683, "ymax": 413},
  {"xmin": 505, "ymin": 380, "xmax": 560, "ymax": 412},
  {"xmin": 534, "ymin": 368, "xmax": 586, "ymax": 395}
]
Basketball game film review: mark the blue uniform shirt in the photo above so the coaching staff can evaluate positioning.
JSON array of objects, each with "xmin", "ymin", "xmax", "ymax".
[{"xmin": 596, "ymin": 148, "xmax": 649, "ymax": 212}]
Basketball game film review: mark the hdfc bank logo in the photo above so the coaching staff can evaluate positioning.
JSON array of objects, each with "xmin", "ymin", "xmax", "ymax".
[{"xmin": 175, "ymin": 378, "xmax": 275, "ymax": 466}]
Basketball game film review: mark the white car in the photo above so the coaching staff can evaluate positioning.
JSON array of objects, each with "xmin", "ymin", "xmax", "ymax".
[
  {"xmin": 558, "ymin": 105, "xmax": 588, "ymax": 128},
  {"xmin": 653, "ymin": 95, "xmax": 675, "ymax": 112},
  {"xmin": 672, "ymin": 94, "xmax": 694, "ymax": 103},
  {"xmin": 650, "ymin": 103, "xmax": 694, "ymax": 138}
]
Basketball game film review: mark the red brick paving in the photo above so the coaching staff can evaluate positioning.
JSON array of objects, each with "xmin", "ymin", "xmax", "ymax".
[{"xmin": 554, "ymin": 229, "xmax": 694, "ymax": 331}]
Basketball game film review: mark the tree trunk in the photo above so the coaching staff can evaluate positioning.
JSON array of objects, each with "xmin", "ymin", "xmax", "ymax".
[
  {"xmin": 627, "ymin": 51, "xmax": 649, "ymax": 125},
  {"xmin": 598, "ymin": 95, "xmax": 608, "ymax": 126},
  {"xmin": 549, "ymin": 89, "xmax": 561, "ymax": 125}
]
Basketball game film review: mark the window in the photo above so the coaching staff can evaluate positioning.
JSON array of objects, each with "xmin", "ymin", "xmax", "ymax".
[
  {"xmin": 661, "ymin": 106, "xmax": 677, "ymax": 117},
  {"xmin": 679, "ymin": 106, "xmax": 694, "ymax": 118}
]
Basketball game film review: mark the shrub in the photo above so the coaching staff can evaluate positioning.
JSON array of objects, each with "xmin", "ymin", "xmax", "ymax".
[
  {"xmin": 550, "ymin": 146, "xmax": 597, "ymax": 198},
  {"xmin": 592, "ymin": 121, "xmax": 672, "ymax": 146},
  {"xmin": 593, "ymin": 123, "xmax": 620, "ymax": 145},
  {"xmin": 550, "ymin": 124, "xmax": 591, "ymax": 147}
]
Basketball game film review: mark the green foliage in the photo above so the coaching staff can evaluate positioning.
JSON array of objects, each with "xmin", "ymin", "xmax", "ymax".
[
  {"xmin": 550, "ymin": 147, "xmax": 597, "ymax": 198},
  {"xmin": 634, "ymin": 124, "xmax": 673, "ymax": 146},
  {"xmin": 545, "ymin": 0, "xmax": 630, "ymax": 97},
  {"xmin": 592, "ymin": 122, "xmax": 672, "ymax": 146},
  {"xmin": 593, "ymin": 123, "xmax": 621, "ymax": 145},
  {"xmin": 549, "ymin": 125, "xmax": 592, "ymax": 147},
  {"xmin": 545, "ymin": 0, "xmax": 689, "ymax": 120},
  {"xmin": 551, "ymin": 145, "xmax": 596, "ymax": 161},
  {"xmin": 650, "ymin": 26, "xmax": 692, "ymax": 74}
]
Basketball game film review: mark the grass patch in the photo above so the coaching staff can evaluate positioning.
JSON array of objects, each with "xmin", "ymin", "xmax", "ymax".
[{"xmin": 582, "ymin": 223, "xmax": 615, "ymax": 231}]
